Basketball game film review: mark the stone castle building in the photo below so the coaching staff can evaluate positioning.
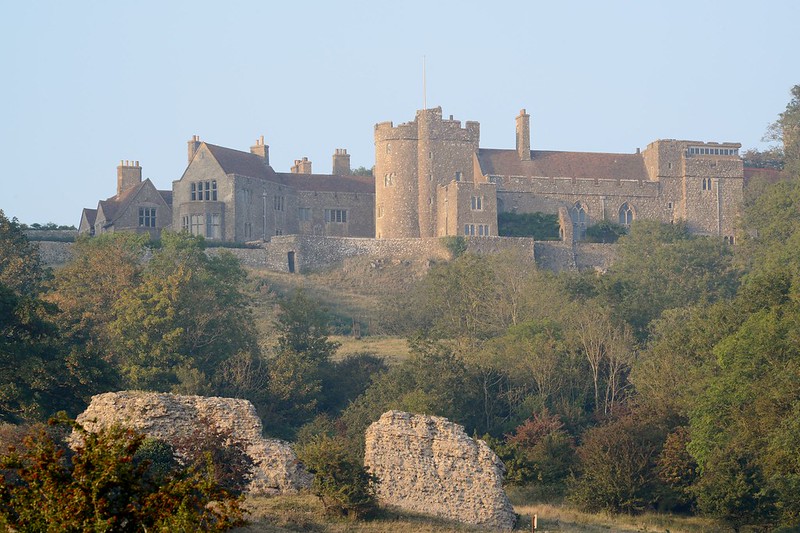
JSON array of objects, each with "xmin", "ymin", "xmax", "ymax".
[
  {"xmin": 376, "ymin": 107, "xmax": 743, "ymax": 243},
  {"xmin": 80, "ymin": 106, "xmax": 744, "ymax": 247}
]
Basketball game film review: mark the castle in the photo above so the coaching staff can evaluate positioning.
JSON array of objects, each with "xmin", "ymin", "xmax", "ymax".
[{"xmin": 80, "ymin": 106, "xmax": 744, "ymax": 248}]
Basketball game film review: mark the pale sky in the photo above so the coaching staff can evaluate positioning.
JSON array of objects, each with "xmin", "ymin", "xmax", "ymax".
[{"xmin": 1, "ymin": 0, "xmax": 798, "ymax": 226}]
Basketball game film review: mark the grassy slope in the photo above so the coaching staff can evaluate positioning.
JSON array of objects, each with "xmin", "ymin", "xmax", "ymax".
[{"xmin": 246, "ymin": 256, "xmax": 427, "ymax": 360}]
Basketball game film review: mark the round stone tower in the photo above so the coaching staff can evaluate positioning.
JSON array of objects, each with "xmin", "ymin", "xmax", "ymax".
[
  {"xmin": 374, "ymin": 107, "xmax": 480, "ymax": 239},
  {"xmin": 375, "ymin": 117, "xmax": 420, "ymax": 238}
]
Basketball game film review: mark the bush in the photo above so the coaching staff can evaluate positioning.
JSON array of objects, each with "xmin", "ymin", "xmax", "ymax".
[
  {"xmin": 568, "ymin": 414, "xmax": 664, "ymax": 514},
  {"xmin": 497, "ymin": 212, "xmax": 560, "ymax": 239},
  {"xmin": 585, "ymin": 221, "xmax": 627, "ymax": 243},
  {"xmin": 441, "ymin": 235, "xmax": 467, "ymax": 258},
  {"xmin": 0, "ymin": 418, "xmax": 244, "ymax": 531},
  {"xmin": 296, "ymin": 434, "xmax": 378, "ymax": 520}
]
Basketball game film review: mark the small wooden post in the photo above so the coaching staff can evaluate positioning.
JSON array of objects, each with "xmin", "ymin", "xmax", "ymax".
[{"xmin": 532, "ymin": 513, "xmax": 537, "ymax": 532}]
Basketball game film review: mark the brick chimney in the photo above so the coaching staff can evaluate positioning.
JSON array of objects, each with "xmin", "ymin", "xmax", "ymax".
[
  {"xmin": 250, "ymin": 135, "xmax": 269, "ymax": 164},
  {"xmin": 188, "ymin": 135, "xmax": 201, "ymax": 163},
  {"xmin": 516, "ymin": 109, "xmax": 531, "ymax": 161},
  {"xmin": 291, "ymin": 157, "xmax": 312, "ymax": 174},
  {"xmin": 332, "ymin": 148, "xmax": 351, "ymax": 175},
  {"xmin": 117, "ymin": 160, "xmax": 142, "ymax": 196}
]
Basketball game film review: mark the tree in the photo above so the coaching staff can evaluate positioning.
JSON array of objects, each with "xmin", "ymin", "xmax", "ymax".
[
  {"xmin": 110, "ymin": 232, "xmax": 258, "ymax": 391},
  {"xmin": 0, "ymin": 210, "xmax": 48, "ymax": 295},
  {"xmin": 264, "ymin": 289, "xmax": 339, "ymax": 436},
  {"xmin": 569, "ymin": 413, "xmax": 667, "ymax": 514},
  {"xmin": 599, "ymin": 220, "xmax": 738, "ymax": 340},
  {"xmin": 765, "ymin": 85, "xmax": 800, "ymax": 176},
  {"xmin": 0, "ymin": 211, "xmax": 86, "ymax": 422}
]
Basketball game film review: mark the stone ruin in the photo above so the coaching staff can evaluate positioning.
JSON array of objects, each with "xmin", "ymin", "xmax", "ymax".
[
  {"xmin": 364, "ymin": 410, "xmax": 517, "ymax": 530},
  {"xmin": 76, "ymin": 391, "xmax": 311, "ymax": 494}
]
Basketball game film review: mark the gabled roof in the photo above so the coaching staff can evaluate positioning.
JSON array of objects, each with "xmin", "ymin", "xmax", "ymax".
[
  {"xmin": 95, "ymin": 179, "xmax": 169, "ymax": 228},
  {"xmin": 80, "ymin": 208, "xmax": 97, "ymax": 226},
  {"xmin": 278, "ymin": 172, "xmax": 375, "ymax": 194},
  {"xmin": 477, "ymin": 149, "xmax": 648, "ymax": 181},
  {"xmin": 204, "ymin": 143, "xmax": 281, "ymax": 182}
]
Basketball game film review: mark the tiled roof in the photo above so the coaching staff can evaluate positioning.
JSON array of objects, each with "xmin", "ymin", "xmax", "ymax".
[
  {"xmin": 81, "ymin": 208, "xmax": 97, "ymax": 226},
  {"xmin": 205, "ymin": 143, "xmax": 280, "ymax": 181},
  {"xmin": 477, "ymin": 149, "xmax": 648, "ymax": 181},
  {"xmin": 278, "ymin": 173, "xmax": 375, "ymax": 194},
  {"xmin": 95, "ymin": 179, "xmax": 169, "ymax": 227},
  {"xmin": 159, "ymin": 190, "xmax": 173, "ymax": 206}
]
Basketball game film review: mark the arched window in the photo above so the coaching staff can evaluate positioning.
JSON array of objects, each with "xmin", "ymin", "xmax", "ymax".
[
  {"xmin": 618, "ymin": 202, "xmax": 634, "ymax": 226},
  {"xmin": 570, "ymin": 202, "xmax": 588, "ymax": 240}
]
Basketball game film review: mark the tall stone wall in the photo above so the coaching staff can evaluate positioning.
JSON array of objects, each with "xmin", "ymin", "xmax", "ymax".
[
  {"xmin": 364, "ymin": 411, "xmax": 516, "ymax": 530},
  {"xmin": 76, "ymin": 391, "xmax": 311, "ymax": 495}
]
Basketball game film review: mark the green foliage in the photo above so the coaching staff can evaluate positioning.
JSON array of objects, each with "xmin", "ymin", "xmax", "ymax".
[
  {"xmin": 569, "ymin": 413, "xmax": 667, "ymax": 514},
  {"xmin": 265, "ymin": 289, "xmax": 340, "ymax": 436},
  {"xmin": 497, "ymin": 211, "xmax": 560, "ymax": 240},
  {"xmin": 350, "ymin": 166, "xmax": 374, "ymax": 177},
  {"xmin": 584, "ymin": 221, "xmax": 627, "ymax": 243},
  {"xmin": 110, "ymin": 232, "xmax": 258, "ymax": 391},
  {"xmin": 0, "ymin": 210, "xmax": 48, "ymax": 296},
  {"xmin": 340, "ymin": 339, "xmax": 479, "ymax": 451},
  {"xmin": 0, "ymin": 418, "xmax": 244, "ymax": 532},
  {"xmin": 599, "ymin": 220, "xmax": 738, "ymax": 340},
  {"xmin": 296, "ymin": 434, "xmax": 378, "ymax": 520},
  {"xmin": 440, "ymin": 235, "xmax": 467, "ymax": 258},
  {"xmin": 491, "ymin": 411, "xmax": 576, "ymax": 488}
]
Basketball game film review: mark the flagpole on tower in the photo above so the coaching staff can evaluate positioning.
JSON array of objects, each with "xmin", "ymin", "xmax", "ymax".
[{"xmin": 423, "ymin": 55, "xmax": 427, "ymax": 111}]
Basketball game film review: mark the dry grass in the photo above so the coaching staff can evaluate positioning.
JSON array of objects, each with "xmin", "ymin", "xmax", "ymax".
[
  {"xmin": 233, "ymin": 493, "xmax": 487, "ymax": 532},
  {"xmin": 231, "ymin": 493, "xmax": 728, "ymax": 533},
  {"xmin": 330, "ymin": 335, "xmax": 410, "ymax": 363},
  {"xmin": 230, "ymin": 493, "xmax": 728, "ymax": 533},
  {"xmin": 513, "ymin": 503, "xmax": 723, "ymax": 532}
]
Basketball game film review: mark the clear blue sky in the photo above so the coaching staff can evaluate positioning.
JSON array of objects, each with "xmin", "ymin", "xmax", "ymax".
[{"xmin": 1, "ymin": 0, "xmax": 798, "ymax": 226}]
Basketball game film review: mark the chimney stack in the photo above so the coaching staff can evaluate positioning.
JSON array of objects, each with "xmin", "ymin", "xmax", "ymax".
[
  {"xmin": 250, "ymin": 135, "xmax": 270, "ymax": 164},
  {"xmin": 188, "ymin": 135, "xmax": 202, "ymax": 163},
  {"xmin": 291, "ymin": 157, "xmax": 312, "ymax": 174},
  {"xmin": 516, "ymin": 109, "xmax": 531, "ymax": 161},
  {"xmin": 117, "ymin": 160, "xmax": 142, "ymax": 196},
  {"xmin": 332, "ymin": 148, "xmax": 351, "ymax": 175}
]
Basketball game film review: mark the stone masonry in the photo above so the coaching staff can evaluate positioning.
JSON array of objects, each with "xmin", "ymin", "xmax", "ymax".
[
  {"xmin": 364, "ymin": 410, "xmax": 516, "ymax": 530},
  {"xmin": 76, "ymin": 391, "xmax": 311, "ymax": 494}
]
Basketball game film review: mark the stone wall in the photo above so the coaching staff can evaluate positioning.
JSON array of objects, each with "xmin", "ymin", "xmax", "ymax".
[
  {"xmin": 33, "ymin": 241, "xmax": 74, "ymax": 265},
  {"xmin": 37, "ymin": 235, "xmax": 605, "ymax": 273},
  {"xmin": 364, "ymin": 411, "xmax": 516, "ymax": 530},
  {"xmin": 76, "ymin": 391, "xmax": 311, "ymax": 495}
]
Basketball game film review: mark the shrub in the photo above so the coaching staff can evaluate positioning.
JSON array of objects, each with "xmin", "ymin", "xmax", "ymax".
[
  {"xmin": 568, "ymin": 414, "xmax": 664, "ymax": 514},
  {"xmin": 585, "ymin": 221, "xmax": 627, "ymax": 243},
  {"xmin": 497, "ymin": 212, "xmax": 560, "ymax": 240},
  {"xmin": 296, "ymin": 434, "xmax": 378, "ymax": 520},
  {"xmin": 170, "ymin": 417, "xmax": 254, "ymax": 496},
  {"xmin": 0, "ymin": 417, "xmax": 244, "ymax": 531},
  {"xmin": 441, "ymin": 235, "xmax": 467, "ymax": 258}
]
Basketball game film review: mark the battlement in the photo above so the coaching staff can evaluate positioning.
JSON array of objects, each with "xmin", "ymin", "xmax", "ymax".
[{"xmin": 374, "ymin": 107, "xmax": 480, "ymax": 143}]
